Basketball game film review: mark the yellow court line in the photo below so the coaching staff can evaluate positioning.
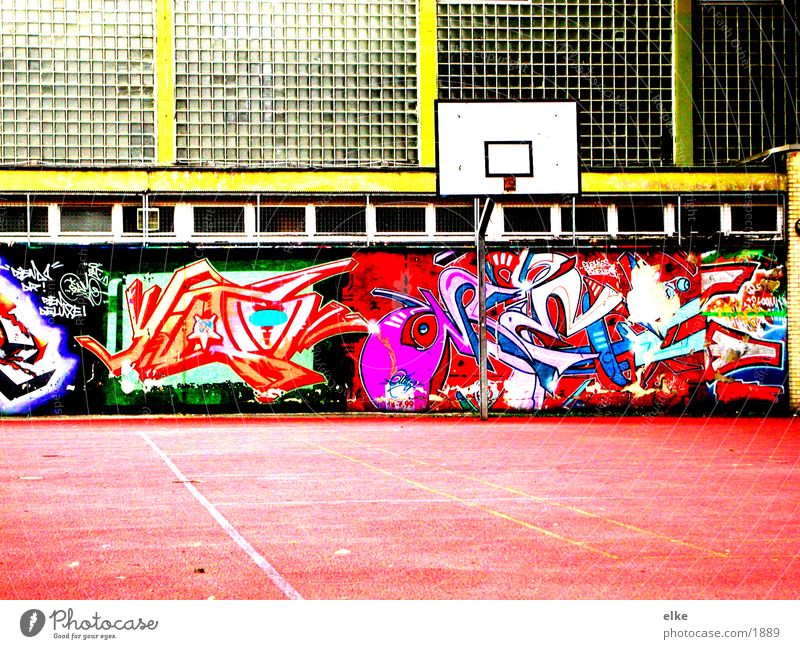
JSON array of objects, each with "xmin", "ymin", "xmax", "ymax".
[
  {"xmin": 306, "ymin": 441, "xmax": 620, "ymax": 560},
  {"xmin": 335, "ymin": 436, "xmax": 728, "ymax": 559},
  {"xmin": 735, "ymin": 539, "xmax": 800, "ymax": 544}
]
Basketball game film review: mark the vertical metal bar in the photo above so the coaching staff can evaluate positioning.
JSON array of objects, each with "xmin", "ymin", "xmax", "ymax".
[
  {"xmin": 155, "ymin": 0, "xmax": 176, "ymax": 164},
  {"xmin": 256, "ymin": 194, "xmax": 261, "ymax": 238},
  {"xmin": 673, "ymin": 0, "xmax": 694, "ymax": 165},
  {"xmin": 418, "ymin": 0, "xmax": 438, "ymax": 167},
  {"xmin": 571, "ymin": 196, "xmax": 576, "ymax": 247},
  {"xmin": 143, "ymin": 192, "xmax": 149, "ymax": 241},
  {"xmin": 475, "ymin": 197, "xmax": 489, "ymax": 420}
]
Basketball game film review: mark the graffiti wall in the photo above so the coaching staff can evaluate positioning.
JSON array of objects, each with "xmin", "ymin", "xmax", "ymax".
[
  {"xmin": 0, "ymin": 244, "xmax": 786, "ymax": 415},
  {"xmin": 348, "ymin": 249, "xmax": 786, "ymax": 413},
  {"xmin": 0, "ymin": 249, "xmax": 101, "ymax": 415}
]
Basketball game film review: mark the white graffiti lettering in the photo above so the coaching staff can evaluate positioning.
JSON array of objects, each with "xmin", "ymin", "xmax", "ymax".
[
  {"xmin": 40, "ymin": 294, "xmax": 87, "ymax": 320},
  {"xmin": 60, "ymin": 266, "xmax": 107, "ymax": 307},
  {"xmin": 0, "ymin": 260, "xmax": 105, "ymax": 321},
  {"xmin": 0, "ymin": 260, "xmax": 63, "ymax": 284},
  {"xmin": 581, "ymin": 258, "xmax": 619, "ymax": 278}
]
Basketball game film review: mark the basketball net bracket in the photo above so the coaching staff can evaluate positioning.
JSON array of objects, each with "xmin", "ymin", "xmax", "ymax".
[{"xmin": 436, "ymin": 100, "xmax": 580, "ymax": 420}]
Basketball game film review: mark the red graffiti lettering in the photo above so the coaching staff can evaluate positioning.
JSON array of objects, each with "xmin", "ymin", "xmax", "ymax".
[{"xmin": 76, "ymin": 259, "xmax": 367, "ymax": 401}]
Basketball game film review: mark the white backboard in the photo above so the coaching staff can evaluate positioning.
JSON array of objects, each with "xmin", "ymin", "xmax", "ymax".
[{"xmin": 436, "ymin": 101, "xmax": 580, "ymax": 196}]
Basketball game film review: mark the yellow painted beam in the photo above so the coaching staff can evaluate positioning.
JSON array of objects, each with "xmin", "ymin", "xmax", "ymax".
[
  {"xmin": 147, "ymin": 170, "xmax": 438, "ymax": 194},
  {"xmin": 0, "ymin": 169, "xmax": 436, "ymax": 194},
  {"xmin": 417, "ymin": 0, "xmax": 438, "ymax": 168},
  {"xmin": 673, "ymin": 0, "xmax": 694, "ymax": 165},
  {"xmin": 0, "ymin": 169, "xmax": 786, "ymax": 195},
  {"xmin": 155, "ymin": 0, "xmax": 176, "ymax": 164},
  {"xmin": 581, "ymin": 171, "xmax": 786, "ymax": 194},
  {"xmin": 0, "ymin": 170, "xmax": 150, "ymax": 193}
]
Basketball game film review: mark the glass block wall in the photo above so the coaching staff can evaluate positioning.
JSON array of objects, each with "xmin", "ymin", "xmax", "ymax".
[
  {"xmin": 694, "ymin": 0, "xmax": 800, "ymax": 164},
  {"xmin": 4, "ymin": 0, "xmax": 798, "ymax": 171},
  {"xmin": 0, "ymin": 0, "xmax": 156, "ymax": 165},
  {"xmin": 174, "ymin": 0, "xmax": 419, "ymax": 166},
  {"xmin": 436, "ymin": 0, "xmax": 674, "ymax": 168}
]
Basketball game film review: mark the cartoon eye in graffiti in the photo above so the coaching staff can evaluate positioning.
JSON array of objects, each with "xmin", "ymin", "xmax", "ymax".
[
  {"xmin": 664, "ymin": 276, "xmax": 691, "ymax": 300},
  {"xmin": 400, "ymin": 312, "xmax": 439, "ymax": 351}
]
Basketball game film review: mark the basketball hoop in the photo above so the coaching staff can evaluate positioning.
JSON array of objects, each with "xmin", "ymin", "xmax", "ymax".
[
  {"xmin": 434, "ymin": 100, "xmax": 580, "ymax": 420},
  {"xmin": 436, "ymin": 101, "xmax": 579, "ymax": 197}
]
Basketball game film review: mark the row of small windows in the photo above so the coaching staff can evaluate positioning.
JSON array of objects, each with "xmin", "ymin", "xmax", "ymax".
[
  {"xmin": 0, "ymin": 197, "xmax": 783, "ymax": 241},
  {"xmin": 502, "ymin": 202, "xmax": 784, "ymax": 237}
]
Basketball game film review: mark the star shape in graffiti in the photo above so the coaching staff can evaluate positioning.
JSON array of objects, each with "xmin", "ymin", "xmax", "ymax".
[{"xmin": 187, "ymin": 314, "xmax": 222, "ymax": 350}]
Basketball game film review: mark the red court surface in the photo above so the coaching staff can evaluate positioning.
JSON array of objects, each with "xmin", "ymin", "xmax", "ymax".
[{"xmin": 1, "ymin": 415, "xmax": 798, "ymax": 600}]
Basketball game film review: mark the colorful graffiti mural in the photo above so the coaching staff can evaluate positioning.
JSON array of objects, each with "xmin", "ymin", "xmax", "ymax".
[
  {"xmin": 76, "ymin": 258, "xmax": 368, "ymax": 403},
  {"xmin": 701, "ymin": 250, "xmax": 786, "ymax": 404},
  {"xmin": 352, "ymin": 249, "xmax": 786, "ymax": 412},
  {"xmin": 0, "ymin": 263, "xmax": 78, "ymax": 414},
  {"xmin": 0, "ymin": 244, "xmax": 786, "ymax": 415},
  {"xmin": 0, "ymin": 258, "xmax": 108, "ymax": 321}
]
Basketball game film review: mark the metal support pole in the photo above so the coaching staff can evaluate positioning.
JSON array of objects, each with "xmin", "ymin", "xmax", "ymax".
[
  {"xmin": 475, "ymin": 197, "xmax": 494, "ymax": 420},
  {"xmin": 142, "ymin": 191, "xmax": 150, "ymax": 241}
]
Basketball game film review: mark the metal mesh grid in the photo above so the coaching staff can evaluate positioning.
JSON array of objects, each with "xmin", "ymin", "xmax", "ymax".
[
  {"xmin": 730, "ymin": 203, "xmax": 780, "ymax": 233},
  {"xmin": 193, "ymin": 206, "xmax": 245, "ymax": 233},
  {"xmin": 30, "ymin": 206, "xmax": 48, "ymax": 232},
  {"xmin": 0, "ymin": 0, "xmax": 156, "ymax": 165},
  {"xmin": 174, "ymin": 0, "xmax": 419, "ymax": 167},
  {"xmin": 679, "ymin": 202, "xmax": 720, "ymax": 236},
  {"xmin": 0, "ymin": 205, "xmax": 28, "ymax": 232},
  {"xmin": 259, "ymin": 205, "xmax": 306, "ymax": 233},
  {"xmin": 60, "ymin": 205, "xmax": 113, "ymax": 232},
  {"xmin": 315, "ymin": 205, "xmax": 366, "ymax": 234},
  {"xmin": 437, "ymin": 0, "xmax": 674, "ymax": 167},
  {"xmin": 122, "ymin": 205, "xmax": 142, "ymax": 232},
  {"xmin": 151, "ymin": 205, "xmax": 176, "ymax": 233},
  {"xmin": 503, "ymin": 206, "xmax": 550, "ymax": 234},
  {"xmin": 122, "ymin": 205, "xmax": 175, "ymax": 234},
  {"xmin": 570, "ymin": 206, "xmax": 608, "ymax": 232},
  {"xmin": 0, "ymin": 204, "xmax": 48, "ymax": 232},
  {"xmin": 375, "ymin": 206, "xmax": 426, "ymax": 233},
  {"xmin": 695, "ymin": 0, "xmax": 800, "ymax": 164},
  {"xmin": 435, "ymin": 205, "xmax": 472, "ymax": 233},
  {"xmin": 616, "ymin": 204, "xmax": 665, "ymax": 233}
]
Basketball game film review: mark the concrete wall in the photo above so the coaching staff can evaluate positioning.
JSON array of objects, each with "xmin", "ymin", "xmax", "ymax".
[{"xmin": 0, "ymin": 244, "xmax": 786, "ymax": 416}]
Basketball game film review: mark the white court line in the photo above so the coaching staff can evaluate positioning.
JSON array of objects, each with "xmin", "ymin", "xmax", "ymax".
[{"xmin": 139, "ymin": 431, "xmax": 303, "ymax": 601}]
